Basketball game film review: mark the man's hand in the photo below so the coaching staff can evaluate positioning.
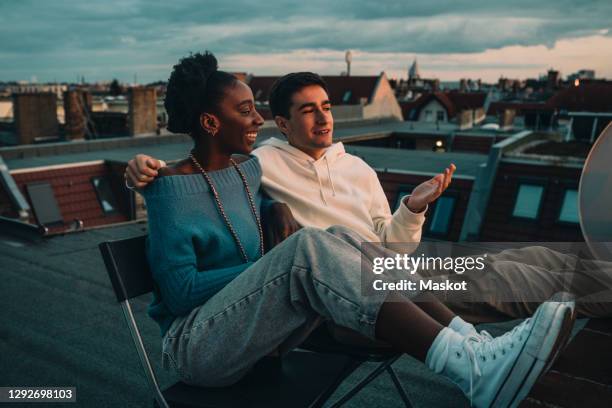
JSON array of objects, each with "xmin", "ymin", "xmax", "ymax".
[
  {"xmin": 125, "ymin": 154, "xmax": 164, "ymax": 189},
  {"xmin": 406, "ymin": 163, "xmax": 456, "ymax": 212},
  {"xmin": 261, "ymin": 202, "xmax": 301, "ymax": 252}
]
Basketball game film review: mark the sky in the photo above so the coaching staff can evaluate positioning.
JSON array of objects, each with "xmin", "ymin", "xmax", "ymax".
[{"xmin": 1, "ymin": 0, "xmax": 611, "ymax": 83}]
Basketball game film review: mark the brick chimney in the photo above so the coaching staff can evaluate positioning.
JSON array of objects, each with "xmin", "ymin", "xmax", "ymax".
[
  {"xmin": 13, "ymin": 93, "xmax": 59, "ymax": 145},
  {"xmin": 546, "ymin": 70, "xmax": 559, "ymax": 91},
  {"xmin": 63, "ymin": 90, "xmax": 92, "ymax": 141},
  {"xmin": 128, "ymin": 87, "xmax": 157, "ymax": 136},
  {"xmin": 457, "ymin": 110, "xmax": 473, "ymax": 130},
  {"xmin": 499, "ymin": 109, "xmax": 516, "ymax": 130}
]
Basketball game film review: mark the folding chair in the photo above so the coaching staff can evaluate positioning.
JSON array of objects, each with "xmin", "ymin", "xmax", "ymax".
[
  {"xmin": 99, "ymin": 235, "xmax": 363, "ymax": 408},
  {"xmin": 300, "ymin": 325, "xmax": 412, "ymax": 407}
]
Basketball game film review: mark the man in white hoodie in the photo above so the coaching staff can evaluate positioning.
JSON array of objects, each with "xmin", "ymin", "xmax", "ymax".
[
  {"xmin": 126, "ymin": 72, "xmax": 611, "ymax": 322},
  {"xmin": 256, "ymin": 72, "xmax": 457, "ymax": 247}
]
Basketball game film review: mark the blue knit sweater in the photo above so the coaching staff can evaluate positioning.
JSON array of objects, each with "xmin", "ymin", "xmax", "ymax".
[{"xmin": 143, "ymin": 156, "xmax": 266, "ymax": 335}]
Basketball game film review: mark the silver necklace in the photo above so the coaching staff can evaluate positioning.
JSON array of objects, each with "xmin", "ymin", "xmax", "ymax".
[{"xmin": 189, "ymin": 153, "xmax": 264, "ymax": 262}]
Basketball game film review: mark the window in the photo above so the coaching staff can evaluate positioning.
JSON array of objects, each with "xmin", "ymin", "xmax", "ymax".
[
  {"xmin": 26, "ymin": 182, "xmax": 63, "ymax": 226},
  {"xmin": 429, "ymin": 196, "xmax": 456, "ymax": 235},
  {"xmin": 512, "ymin": 184, "xmax": 544, "ymax": 219},
  {"xmin": 558, "ymin": 189, "xmax": 579, "ymax": 223},
  {"xmin": 425, "ymin": 110, "xmax": 432, "ymax": 122},
  {"xmin": 436, "ymin": 111, "xmax": 445, "ymax": 122},
  {"xmin": 92, "ymin": 177, "xmax": 119, "ymax": 214},
  {"xmin": 342, "ymin": 90, "xmax": 352, "ymax": 103}
]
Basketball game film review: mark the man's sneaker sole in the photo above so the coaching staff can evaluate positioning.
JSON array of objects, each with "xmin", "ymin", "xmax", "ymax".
[{"xmin": 491, "ymin": 301, "xmax": 576, "ymax": 408}]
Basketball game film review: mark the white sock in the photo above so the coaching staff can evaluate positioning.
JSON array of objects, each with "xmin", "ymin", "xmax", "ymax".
[
  {"xmin": 448, "ymin": 316, "xmax": 477, "ymax": 337},
  {"xmin": 425, "ymin": 327, "xmax": 463, "ymax": 372}
]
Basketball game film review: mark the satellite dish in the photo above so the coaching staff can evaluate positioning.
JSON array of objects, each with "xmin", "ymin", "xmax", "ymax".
[{"xmin": 579, "ymin": 121, "xmax": 612, "ymax": 261}]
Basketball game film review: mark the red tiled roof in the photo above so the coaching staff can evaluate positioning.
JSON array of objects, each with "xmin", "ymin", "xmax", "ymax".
[
  {"xmin": 248, "ymin": 76, "xmax": 278, "ymax": 103},
  {"xmin": 404, "ymin": 92, "xmax": 487, "ymax": 120},
  {"xmin": 11, "ymin": 163, "xmax": 129, "ymax": 231},
  {"xmin": 545, "ymin": 81, "xmax": 612, "ymax": 112},
  {"xmin": 399, "ymin": 100, "xmax": 421, "ymax": 121},
  {"xmin": 432, "ymin": 92, "xmax": 456, "ymax": 117},
  {"xmin": 446, "ymin": 92, "xmax": 486, "ymax": 111},
  {"xmin": 247, "ymin": 75, "xmax": 380, "ymax": 106},
  {"xmin": 322, "ymin": 76, "xmax": 379, "ymax": 105}
]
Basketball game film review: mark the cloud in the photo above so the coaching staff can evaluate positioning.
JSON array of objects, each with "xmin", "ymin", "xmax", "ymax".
[{"xmin": 0, "ymin": 0, "xmax": 610, "ymax": 81}]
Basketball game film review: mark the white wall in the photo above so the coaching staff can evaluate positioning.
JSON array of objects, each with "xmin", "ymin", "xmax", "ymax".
[
  {"xmin": 364, "ymin": 73, "xmax": 403, "ymax": 120},
  {"xmin": 0, "ymin": 101, "xmax": 12, "ymax": 120},
  {"xmin": 418, "ymin": 100, "xmax": 447, "ymax": 122}
]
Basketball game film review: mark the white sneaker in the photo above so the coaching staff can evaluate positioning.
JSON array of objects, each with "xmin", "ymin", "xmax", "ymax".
[{"xmin": 428, "ymin": 298, "xmax": 575, "ymax": 408}]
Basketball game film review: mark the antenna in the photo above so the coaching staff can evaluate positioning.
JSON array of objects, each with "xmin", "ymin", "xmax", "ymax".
[{"xmin": 345, "ymin": 50, "xmax": 352, "ymax": 76}]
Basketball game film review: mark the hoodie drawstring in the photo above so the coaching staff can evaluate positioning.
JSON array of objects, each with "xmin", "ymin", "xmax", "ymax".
[
  {"xmin": 325, "ymin": 156, "xmax": 337, "ymax": 197},
  {"xmin": 311, "ymin": 163, "xmax": 328, "ymax": 205}
]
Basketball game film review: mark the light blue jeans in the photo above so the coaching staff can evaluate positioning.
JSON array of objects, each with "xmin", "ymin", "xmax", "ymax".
[{"xmin": 161, "ymin": 226, "xmax": 418, "ymax": 387}]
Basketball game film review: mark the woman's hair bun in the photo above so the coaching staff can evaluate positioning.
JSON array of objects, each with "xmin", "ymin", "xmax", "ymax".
[{"xmin": 165, "ymin": 51, "xmax": 219, "ymax": 134}]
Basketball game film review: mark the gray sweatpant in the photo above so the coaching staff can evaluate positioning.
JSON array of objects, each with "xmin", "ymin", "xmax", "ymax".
[
  {"xmin": 424, "ymin": 245, "xmax": 612, "ymax": 323},
  {"xmin": 161, "ymin": 226, "xmax": 412, "ymax": 387},
  {"xmin": 328, "ymin": 227, "xmax": 612, "ymax": 322}
]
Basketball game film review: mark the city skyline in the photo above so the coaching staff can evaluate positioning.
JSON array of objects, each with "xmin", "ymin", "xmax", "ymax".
[{"xmin": 1, "ymin": 0, "xmax": 611, "ymax": 83}]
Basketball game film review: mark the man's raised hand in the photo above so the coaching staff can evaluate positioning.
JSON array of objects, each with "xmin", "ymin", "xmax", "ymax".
[
  {"xmin": 405, "ymin": 163, "xmax": 456, "ymax": 212},
  {"xmin": 125, "ymin": 154, "xmax": 163, "ymax": 189}
]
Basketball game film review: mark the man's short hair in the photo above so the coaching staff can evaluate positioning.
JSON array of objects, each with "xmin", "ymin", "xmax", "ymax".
[{"xmin": 269, "ymin": 72, "xmax": 329, "ymax": 119}]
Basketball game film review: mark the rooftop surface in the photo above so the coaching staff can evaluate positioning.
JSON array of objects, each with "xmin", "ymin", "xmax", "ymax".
[
  {"xmin": 344, "ymin": 145, "xmax": 486, "ymax": 178},
  {"xmin": 1, "ymin": 120, "xmax": 492, "ymax": 173},
  {"xmin": 523, "ymin": 140, "xmax": 593, "ymax": 158},
  {"xmin": 0, "ymin": 222, "xmax": 469, "ymax": 407},
  {"xmin": 2, "ymin": 223, "xmax": 611, "ymax": 407}
]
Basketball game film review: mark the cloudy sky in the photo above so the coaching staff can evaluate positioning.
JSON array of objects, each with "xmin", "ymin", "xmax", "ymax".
[{"xmin": 1, "ymin": 0, "xmax": 611, "ymax": 83}]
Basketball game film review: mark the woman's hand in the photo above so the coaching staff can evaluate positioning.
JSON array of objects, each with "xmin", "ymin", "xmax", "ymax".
[
  {"xmin": 405, "ymin": 164, "xmax": 456, "ymax": 212},
  {"xmin": 261, "ymin": 202, "xmax": 302, "ymax": 252},
  {"xmin": 125, "ymin": 154, "xmax": 164, "ymax": 189}
]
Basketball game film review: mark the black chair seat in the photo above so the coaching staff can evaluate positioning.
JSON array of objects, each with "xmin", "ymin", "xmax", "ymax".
[
  {"xmin": 160, "ymin": 352, "xmax": 359, "ymax": 408},
  {"xmin": 301, "ymin": 324, "xmax": 397, "ymax": 362}
]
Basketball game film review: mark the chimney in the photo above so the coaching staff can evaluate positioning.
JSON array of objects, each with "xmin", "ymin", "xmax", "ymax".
[
  {"xmin": 128, "ymin": 87, "xmax": 157, "ymax": 136},
  {"xmin": 432, "ymin": 79, "xmax": 440, "ymax": 92},
  {"xmin": 63, "ymin": 90, "xmax": 92, "ymax": 141},
  {"xmin": 546, "ymin": 69, "xmax": 559, "ymax": 91},
  {"xmin": 458, "ymin": 110, "xmax": 473, "ymax": 130},
  {"xmin": 499, "ymin": 109, "xmax": 516, "ymax": 130},
  {"xmin": 13, "ymin": 92, "xmax": 59, "ymax": 145}
]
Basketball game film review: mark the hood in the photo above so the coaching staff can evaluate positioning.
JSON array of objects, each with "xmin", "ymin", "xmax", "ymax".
[
  {"xmin": 260, "ymin": 137, "xmax": 346, "ymax": 204},
  {"xmin": 260, "ymin": 137, "xmax": 346, "ymax": 164}
]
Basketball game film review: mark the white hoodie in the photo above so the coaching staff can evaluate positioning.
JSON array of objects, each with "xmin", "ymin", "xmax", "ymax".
[{"xmin": 253, "ymin": 137, "xmax": 425, "ymax": 246}]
